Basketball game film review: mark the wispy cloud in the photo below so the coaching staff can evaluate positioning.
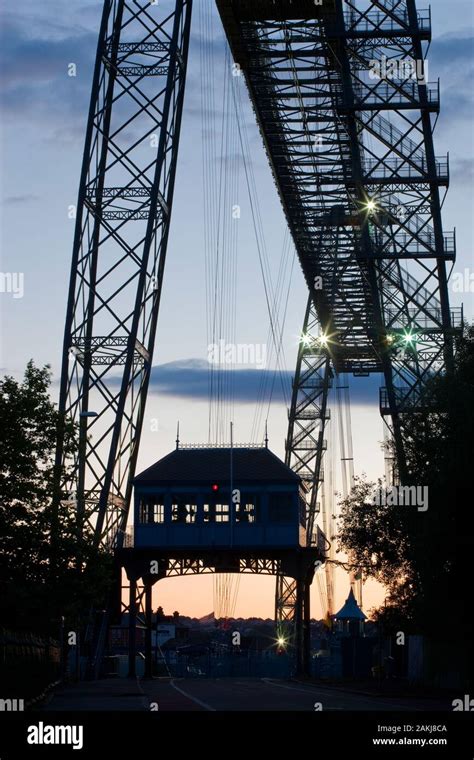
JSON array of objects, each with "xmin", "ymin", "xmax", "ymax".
[{"xmin": 3, "ymin": 194, "xmax": 39, "ymax": 205}]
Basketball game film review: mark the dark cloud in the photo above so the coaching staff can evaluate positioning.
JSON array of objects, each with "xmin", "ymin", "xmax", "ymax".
[
  {"xmin": 0, "ymin": 16, "xmax": 96, "ymax": 126},
  {"xmin": 0, "ymin": 6, "xmax": 235, "ymax": 138},
  {"xmin": 146, "ymin": 359, "xmax": 380, "ymax": 406},
  {"xmin": 149, "ymin": 359, "xmax": 289, "ymax": 403},
  {"xmin": 0, "ymin": 14, "xmax": 97, "ymax": 129}
]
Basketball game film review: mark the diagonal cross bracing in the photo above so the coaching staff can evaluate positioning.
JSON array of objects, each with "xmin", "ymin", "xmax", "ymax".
[{"xmin": 54, "ymin": 0, "xmax": 193, "ymax": 549}]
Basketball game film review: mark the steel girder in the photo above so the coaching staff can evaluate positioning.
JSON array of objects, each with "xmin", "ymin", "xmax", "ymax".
[
  {"xmin": 54, "ymin": 0, "xmax": 193, "ymax": 550},
  {"xmin": 120, "ymin": 552, "xmax": 318, "ymax": 579},
  {"xmin": 217, "ymin": 0, "xmax": 461, "ymax": 416},
  {"xmin": 216, "ymin": 0, "xmax": 461, "ymax": 624}
]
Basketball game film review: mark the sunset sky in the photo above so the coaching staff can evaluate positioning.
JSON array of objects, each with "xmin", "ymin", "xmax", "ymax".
[{"xmin": 1, "ymin": 0, "xmax": 473, "ymax": 619}]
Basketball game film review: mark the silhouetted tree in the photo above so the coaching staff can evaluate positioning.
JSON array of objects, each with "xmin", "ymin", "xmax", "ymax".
[
  {"xmin": 338, "ymin": 326, "xmax": 474, "ymax": 678},
  {"xmin": 0, "ymin": 362, "xmax": 112, "ymax": 634}
]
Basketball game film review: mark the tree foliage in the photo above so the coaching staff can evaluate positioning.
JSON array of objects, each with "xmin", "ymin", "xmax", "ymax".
[
  {"xmin": 338, "ymin": 326, "xmax": 474, "ymax": 639},
  {"xmin": 0, "ymin": 362, "xmax": 112, "ymax": 634}
]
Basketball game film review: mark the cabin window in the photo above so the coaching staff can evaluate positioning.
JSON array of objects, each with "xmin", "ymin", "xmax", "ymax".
[
  {"xmin": 236, "ymin": 494, "xmax": 260, "ymax": 523},
  {"xmin": 139, "ymin": 497, "xmax": 165, "ymax": 524},
  {"xmin": 268, "ymin": 493, "xmax": 294, "ymax": 523},
  {"xmin": 171, "ymin": 495, "xmax": 197, "ymax": 524},
  {"xmin": 215, "ymin": 503, "xmax": 229, "ymax": 523},
  {"xmin": 203, "ymin": 502, "xmax": 229, "ymax": 523}
]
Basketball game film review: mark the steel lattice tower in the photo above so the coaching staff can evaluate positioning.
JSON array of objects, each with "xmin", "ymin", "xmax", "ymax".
[
  {"xmin": 217, "ymin": 0, "xmax": 462, "ymax": 627},
  {"xmin": 54, "ymin": 0, "xmax": 192, "ymax": 550}
]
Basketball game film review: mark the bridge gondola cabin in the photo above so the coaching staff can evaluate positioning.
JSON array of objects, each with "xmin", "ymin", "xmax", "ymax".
[{"xmin": 133, "ymin": 446, "xmax": 306, "ymax": 549}]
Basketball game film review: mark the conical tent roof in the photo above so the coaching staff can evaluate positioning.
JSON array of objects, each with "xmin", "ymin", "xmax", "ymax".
[{"xmin": 333, "ymin": 588, "xmax": 367, "ymax": 621}]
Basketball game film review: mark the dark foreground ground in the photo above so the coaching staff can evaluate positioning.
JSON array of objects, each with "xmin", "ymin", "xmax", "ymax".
[{"xmin": 39, "ymin": 677, "xmax": 451, "ymax": 712}]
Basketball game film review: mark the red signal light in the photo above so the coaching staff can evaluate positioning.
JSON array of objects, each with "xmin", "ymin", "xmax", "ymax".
[{"xmin": 211, "ymin": 483, "xmax": 219, "ymax": 492}]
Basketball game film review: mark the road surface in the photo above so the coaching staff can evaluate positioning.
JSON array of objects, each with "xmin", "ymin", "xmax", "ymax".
[{"xmin": 41, "ymin": 677, "xmax": 450, "ymax": 712}]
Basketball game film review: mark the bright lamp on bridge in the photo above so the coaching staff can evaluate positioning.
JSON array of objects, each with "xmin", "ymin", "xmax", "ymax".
[{"xmin": 402, "ymin": 331, "xmax": 417, "ymax": 345}]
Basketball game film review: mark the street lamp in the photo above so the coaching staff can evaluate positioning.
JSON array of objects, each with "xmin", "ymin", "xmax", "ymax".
[{"xmin": 77, "ymin": 410, "xmax": 98, "ymax": 564}]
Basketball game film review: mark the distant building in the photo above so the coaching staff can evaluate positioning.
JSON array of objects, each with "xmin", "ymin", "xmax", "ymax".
[
  {"xmin": 156, "ymin": 624, "xmax": 175, "ymax": 647},
  {"xmin": 109, "ymin": 616, "xmax": 188, "ymax": 655},
  {"xmin": 333, "ymin": 588, "xmax": 367, "ymax": 637},
  {"xmin": 109, "ymin": 615, "xmax": 145, "ymax": 653}
]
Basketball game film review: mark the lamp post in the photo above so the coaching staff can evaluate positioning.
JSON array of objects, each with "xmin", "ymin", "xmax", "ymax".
[
  {"xmin": 75, "ymin": 410, "xmax": 97, "ymax": 682},
  {"xmin": 77, "ymin": 411, "xmax": 98, "ymax": 567}
]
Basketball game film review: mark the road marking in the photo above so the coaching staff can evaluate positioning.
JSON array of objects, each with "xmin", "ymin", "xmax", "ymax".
[
  {"xmin": 170, "ymin": 680, "xmax": 216, "ymax": 712},
  {"xmin": 287, "ymin": 680, "xmax": 425, "ymax": 711},
  {"xmin": 134, "ymin": 675, "xmax": 151, "ymax": 710},
  {"xmin": 262, "ymin": 678, "xmax": 324, "ymax": 695},
  {"xmin": 261, "ymin": 679, "xmax": 345, "ymax": 707}
]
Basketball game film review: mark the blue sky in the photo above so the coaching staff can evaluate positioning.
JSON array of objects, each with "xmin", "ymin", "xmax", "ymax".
[{"xmin": 1, "ymin": 0, "xmax": 473, "ymax": 616}]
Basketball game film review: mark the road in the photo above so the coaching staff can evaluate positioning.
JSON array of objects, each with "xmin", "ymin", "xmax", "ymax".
[
  {"xmin": 40, "ymin": 677, "xmax": 451, "ymax": 712},
  {"xmin": 142, "ymin": 678, "xmax": 450, "ymax": 712}
]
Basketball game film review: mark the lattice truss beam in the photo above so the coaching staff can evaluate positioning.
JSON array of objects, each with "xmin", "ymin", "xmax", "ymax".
[
  {"xmin": 216, "ymin": 0, "xmax": 462, "ymax": 623},
  {"xmin": 55, "ymin": 0, "xmax": 193, "ymax": 548},
  {"xmin": 217, "ymin": 0, "xmax": 461, "ymax": 470},
  {"xmin": 282, "ymin": 297, "xmax": 332, "ymax": 618},
  {"xmin": 161, "ymin": 557, "xmax": 286, "ymax": 576}
]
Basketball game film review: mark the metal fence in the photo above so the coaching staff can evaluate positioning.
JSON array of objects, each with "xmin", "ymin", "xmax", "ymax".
[{"xmin": 0, "ymin": 628, "xmax": 61, "ymax": 701}]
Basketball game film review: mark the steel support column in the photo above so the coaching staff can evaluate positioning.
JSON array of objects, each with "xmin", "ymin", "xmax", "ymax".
[
  {"xmin": 295, "ymin": 579, "xmax": 304, "ymax": 676},
  {"xmin": 128, "ymin": 578, "xmax": 137, "ymax": 679},
  {"xmin": 303, "ymin": 578, "xmax": 311, "ymax": 677},
  {"xmin": 144, "ymin": 578, "xmax": 153, "ymax": 680},
  {"xmin": 276, "ymin": 297, "xmax": 331, "ymax": 628}
]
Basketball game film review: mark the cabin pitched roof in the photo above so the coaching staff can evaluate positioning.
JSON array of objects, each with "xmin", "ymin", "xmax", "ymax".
[{"xmin": 134, "ymin": 447, "xmax": 300, "ymax": 485}]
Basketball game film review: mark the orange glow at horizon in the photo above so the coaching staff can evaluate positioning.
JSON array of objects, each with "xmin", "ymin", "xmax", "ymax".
[{"xmin": 151, "ymin": 573, "xmax": 385, "ymax": 621}]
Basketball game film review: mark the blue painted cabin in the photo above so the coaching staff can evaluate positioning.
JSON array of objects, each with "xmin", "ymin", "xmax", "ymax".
[{"xmin": 133, "ymin": 446, "xmax": 306, "ymax": 549}]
